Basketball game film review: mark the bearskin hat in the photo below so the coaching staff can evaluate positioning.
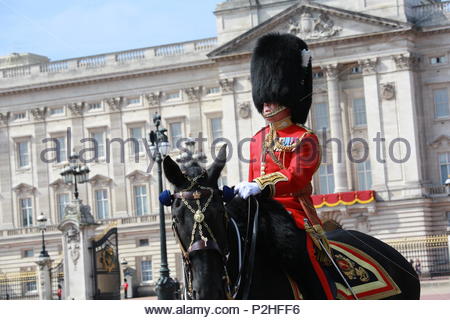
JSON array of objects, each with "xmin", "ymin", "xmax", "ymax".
[{"xmin": 250, "ymin": 33, "xmax": 313, "ymax": 124}]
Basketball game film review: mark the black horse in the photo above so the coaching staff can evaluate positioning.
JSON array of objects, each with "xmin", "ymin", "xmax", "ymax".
[{"xmin": 163, "ymin": 145, "xmax": 421, "ymax": 300}]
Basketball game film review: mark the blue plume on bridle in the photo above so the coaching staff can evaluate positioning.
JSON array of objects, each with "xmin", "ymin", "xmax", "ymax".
[{"xmin": 159, "ymin": 186, "xmax": 235, "ymax": 206}]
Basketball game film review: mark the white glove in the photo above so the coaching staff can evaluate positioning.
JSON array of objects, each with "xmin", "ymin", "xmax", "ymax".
[{"xmin": 234, "ymin": 182, "xmax": 261, "ymax": 199}]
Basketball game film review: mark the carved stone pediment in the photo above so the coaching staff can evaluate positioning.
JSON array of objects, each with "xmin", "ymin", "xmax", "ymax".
[
  {"xmin": 145, "ymin": 92, "xmax": 162, "ymax": 106},
  {"xmin": 126, "ymin": 170, "xmax": 151, "ymax": 183},
  {"xmin": 13, "ymin": 183, "xmax": 36, "ymax": 196},
  {"xmin": 359, "ymin": 58, "xmax": 378, "ymax": 75},
  {"xmin": 49, "ymin": 178, "xmax": 71, "ymax": 191},
  {"xmin": 208, "ymin": 2, "xmax": 410, "ymax": 59},
  {"xmin": 89, "ymin": 174, "xmax": 112, "ymax": 188},
  {"xmin": 31, "ymin": 107, "xmax": 47, "ymax": 121},
  {"xmin": 429, "ymin": 135, "xmax": 450, "ymax": 149},
  {"xmin": 287, "ymin": 10, "xmax": 342, "ymax": 41}
]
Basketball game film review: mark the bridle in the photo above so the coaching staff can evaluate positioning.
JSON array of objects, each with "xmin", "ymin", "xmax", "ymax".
[{"xmin": 169, "ymin": 171, "xmax": 235, "ymax": 299}]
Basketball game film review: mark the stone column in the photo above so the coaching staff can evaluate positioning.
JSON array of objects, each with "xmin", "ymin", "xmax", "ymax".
[
  {"xmin": 323, "ymin": 64, "xmax": 348, "ymax": 192},
  {"xmin": 0, "ymin": 113, "xmax": 13, "ymax": 228},
  {"xmin": 58, "ymin": 199, "xmax": 99, "ymax": 300},
  {"xmin": 219, "ymin": 78, "xmax": 241, "ymax": 185},
  {"xmin": 31, "ymin": 107, "xmax": 51, "ymax": 217},
  {"xmin": 360, "ymin": 58, "xmax": 389, "ymax": 197},
  {"xmin": 35, "ymin": 256, "xmax": 52, "ymax": 300},
  {"xmin": 391, "ymin": 54, "xmax": 423, "ymax": 197},
  {"xmin": 106, "ymin": 97, "xmax": 127, "ymax": 217}
]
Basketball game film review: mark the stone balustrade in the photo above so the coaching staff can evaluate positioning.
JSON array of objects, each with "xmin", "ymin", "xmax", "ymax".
[
  {"xmin": 411, "ymin": 1, "xmax": 450, "ymax": 21},
  {"xmin": 0, "ymin": 37, "xmax": 218, "ymax": 83},
  {"xmin": 0, "ymin": 213, "xmax": 172, "ymax": 238},
  {"xmin": 424, "ymin": 184, "xmax": 448, "ymax": 197}
]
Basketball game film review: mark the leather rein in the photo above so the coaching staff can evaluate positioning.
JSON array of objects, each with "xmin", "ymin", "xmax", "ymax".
[{"xmin": 170, "ymin": 174, "xmax": 260, "ymax": 300}]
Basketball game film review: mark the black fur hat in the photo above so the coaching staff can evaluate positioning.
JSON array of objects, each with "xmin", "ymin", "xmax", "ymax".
[{"xmin": 250, "ymin": 33, "xmax": 312, "ymax": 124}]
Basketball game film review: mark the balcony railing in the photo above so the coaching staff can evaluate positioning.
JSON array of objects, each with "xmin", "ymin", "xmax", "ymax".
[
  {"xmin": 0, "ymin": 213, "xmax": 172, "ymax": 237},
  {"xmin": 412, "ymin": 1, "xmax": 450, "ymax": 21},
  {"xmin": 0, "ymin": 37, "xmax": 218, "ymax": 81}
]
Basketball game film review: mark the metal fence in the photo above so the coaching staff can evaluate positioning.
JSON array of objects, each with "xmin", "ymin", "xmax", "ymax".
[
  {"xmin": 385, "ymin": 234, "xmax": 450, "ymax": 278},
  {"xmin": 51, "ymin": 262, "xmax": 64, "ymax": 300},
  {"xmin": 0, "ymin": 272, "xmax": 39, "ymax": 300}
]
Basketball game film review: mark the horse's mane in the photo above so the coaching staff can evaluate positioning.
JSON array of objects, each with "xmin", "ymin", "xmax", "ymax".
[{"xmin": 226, "ymin": 196, "xmax": 304, "ymax": 265}]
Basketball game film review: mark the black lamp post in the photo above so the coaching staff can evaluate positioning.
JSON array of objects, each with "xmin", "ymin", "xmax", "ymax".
[
  {"xmin": 37, "ymin": 213, "xmax": 49, "ymax": 258},
  {"xmin": 60, "ymin": 154, "xmax": 90, "ymax": 200},
  {"xmin": 149, "ymin": 113, "xmax": 176, "ymax": 300}
]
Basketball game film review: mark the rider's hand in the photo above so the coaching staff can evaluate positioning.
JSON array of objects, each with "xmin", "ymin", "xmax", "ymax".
[{"xmin": 234, "ymin": 182, "xmax": 261, "ymax": 199}]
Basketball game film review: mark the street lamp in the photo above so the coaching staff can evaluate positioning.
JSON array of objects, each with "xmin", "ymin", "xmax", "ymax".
[
  {"xmin": 149, "ymin": 112, "xmax": 176, "ymax": 300},
  {"xmin": 60, "ymin": 153, "xmax": 90, "ymax": 200},
  {"xmin": 37, "ymin": 213, "xmax": 49, "ymax": 258}
]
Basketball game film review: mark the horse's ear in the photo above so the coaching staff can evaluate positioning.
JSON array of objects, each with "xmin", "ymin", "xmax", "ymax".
[
  {"xmin": 163, "ymin": 156, "xmax": 189, "ymax": 188},
  {"xmin": 207, "ymin": 144, "xmax": 227, "ymax": 186}
]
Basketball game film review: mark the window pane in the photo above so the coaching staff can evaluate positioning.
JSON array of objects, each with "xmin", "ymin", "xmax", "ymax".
[
  {"xmin": 210, "ymin": 117, "xmax": 223, "ymax": 141},
  {"xmin": 169, "ymin": 122, "xmax": 182, "ymax": 148},
  {"xmin": 434, "ymin": 89, "xmax": 449, "ymax": 118},
  {"xmin": 130, "ymin": 127, "xmax": 143, "ymax": 154},
  {"xmin": 18, "ymin": 141, "xmax": 30, "ymax": 167},
  {"xmin": 141, "ymin": 260, "xmax": 152, "ymax": 282},
  {"xmin": 319, "ymin": 163, "xmax": 334, "ymax": 194},
  {"xmin": 95, "ymin": 189, "xmax": 109, "ymax": 219},
  {"xmin": 20, "ymin": 198, "xmax": 33, "ymax": 227},
  {"xmin": 440, "ymin": 152, "xmax": 450, "ymax": 184},
  {"xmin": 353, "ymin": 98, "xmax": 367, "ymax": 126},
  {"xmin": 57, "ymin": 193, "xmax": 70, "ymax": 221},
  {"xmin": 314, "ymin": 103, "xmax": 329, "ymax": 131},
  {"xmin": 92, "ymin": 132, "xmax": 105, "ymax": 158},
  {"xmin": 55, "ymin": 137, "xmax": 67, "ymax": 162},
  {"xmin": 134, "ymin": 186, "xmax": 148, "ymax": 216}
]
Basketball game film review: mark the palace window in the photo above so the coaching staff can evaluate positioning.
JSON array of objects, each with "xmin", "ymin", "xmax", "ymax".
[
  {"xmin": 138, "ymin": 239, "xmax": 149, "ymax": 247},
  {"xmin": 129, "ymin": 126, "xmax": 144, "ymax": 155},
  {"xmin": 88, "ymin": 102, "xmax": 102, "ymax": 111},
  {"xmin": 439, "ymin": 152, "xmax": 450, "ymax": 184},
  {"xmin": 91, "ymin": 130, "xmax": 106, "ymax": 158},
  {"xmin": 141, "ymin": 260, "xmax": 153, "ymax": 282},
  {"xmin": 169, "ymin": 122, "xmax": 183, "ymax": 148},
  {"xmin": 206, "ymin": 87, "xmax": 220, "ymax": 95},
  {"xmin": 13, "ymin": 112, "xmax": 26, "ymax": 121},
  {"xmin": 127, "ymin": 97, "xmax": 141, "ymax": 105},
  {"xmin": 353, "ymin": 98, "xmax": 367, "ymax": 126},
  {"xmin": 20, "ymin": 198, "xmax": 33, "ymax": 227},
  {"xmin": 313, "ymin": 72, "xmax": 324, "ymax": 79},
  {"xmin": 95, "ymin": 189, "xmax": 109, "ymax": 220},
  {"xmin": 430, "ymin": 56, "xmax": 447, "ymax": 65},
  {"xmin": 166, "ymin": 92, "xmax": 180, "ymax": 100},
  {"xmin": 314, "ymin": 103, "xmax": 330, "ymax": 131},
  {"xmin": 17, "ymin": 141, "xmax": 30, "ymax": 168},
  {"xmin": 49, "ymin": 107, "xmax": 64, "ymax": 115},
  {"xmin": 433, "ymin": 88, "xmax": 449, "ymax": 118},
  {"xmin": 22, "ymin": 249, "xmax": 34, "ymax": 258},
  {"xmin": 53, "ymin": 136, "xmax": 67, "ymax": 163},
  {"xmin": 318, "ymin": 163, "xmax": 335, "ymax": 194},
  {"xmin": 134, "ymin": 185, "xmax": 149, "ymax": 216},
  {"xmin": 356, "ymin": 160, "xmax": 372, "ymax": 190},
  {"xmin": 57, "ymin": 193, "xmax": 70, "ymax": 221},
  {"xmin": 210, "ymin": 117, "xmax": 223, "ymax": 141}
]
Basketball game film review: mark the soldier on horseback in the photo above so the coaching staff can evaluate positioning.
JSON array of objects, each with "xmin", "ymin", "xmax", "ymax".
[{"xmin": 234, "ymin": 33, "xmax": 335, "ymax": 299}]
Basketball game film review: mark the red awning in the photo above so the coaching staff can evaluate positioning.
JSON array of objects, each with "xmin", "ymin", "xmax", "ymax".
[{"xmin": 312, "ymin": 190, "xmax": 375, "ymax": 208}]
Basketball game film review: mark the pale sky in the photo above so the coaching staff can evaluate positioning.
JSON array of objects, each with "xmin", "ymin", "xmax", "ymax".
[{"xmin": 0, "ymin": 0, "xmax": 221, "ymax": 61}]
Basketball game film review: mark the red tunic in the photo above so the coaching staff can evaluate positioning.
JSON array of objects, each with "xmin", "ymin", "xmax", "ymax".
[
  {"xmin": 248, "ymin": 123, "xmax": 321, "ymax": 229},
  {"xmin": 248, "ymin": 123, "xmax": 334, "ymax": 299}
]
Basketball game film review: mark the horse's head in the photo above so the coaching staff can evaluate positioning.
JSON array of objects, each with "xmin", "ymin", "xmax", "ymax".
[{"xmin": 163, "ymin": 144, "xmax": 229, "ymax": 299}]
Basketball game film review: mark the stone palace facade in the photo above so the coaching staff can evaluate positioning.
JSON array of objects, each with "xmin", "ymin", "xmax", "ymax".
[{"xmin": 1, "ymin": 0, "xmax": 450, "ymax": 293}]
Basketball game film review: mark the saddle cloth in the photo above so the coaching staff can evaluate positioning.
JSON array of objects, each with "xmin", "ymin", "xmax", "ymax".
[{"xmin": 287, "ymin": 240, "xmax": 401, "ymax": 300}]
